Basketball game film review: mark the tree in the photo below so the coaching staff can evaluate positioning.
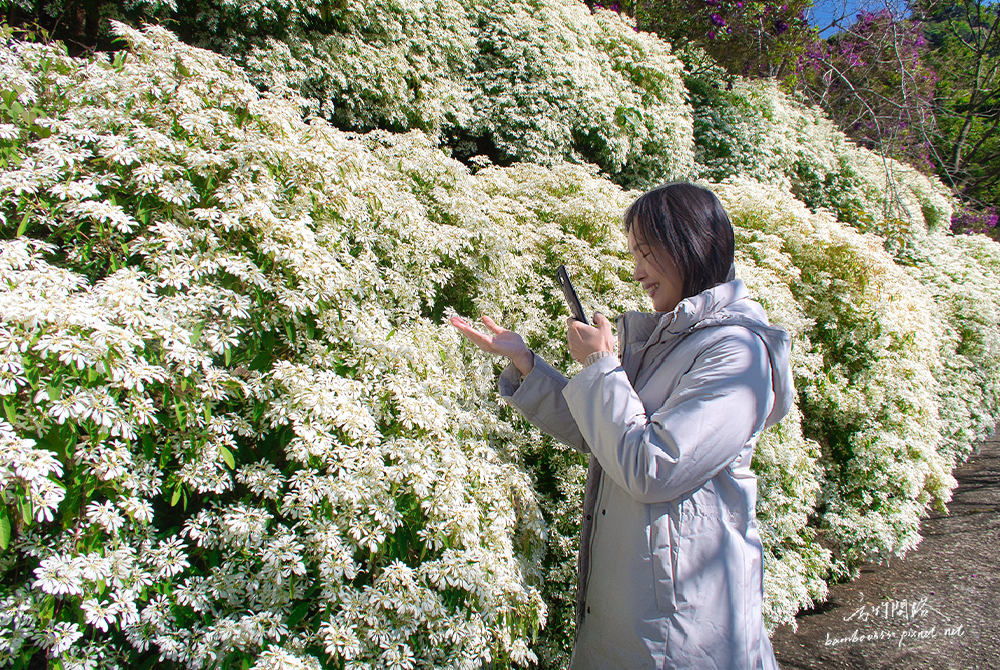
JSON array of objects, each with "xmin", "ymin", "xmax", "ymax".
[
  {"xmin": 919, "ymin": 0, "xmax": 1000, "ymax": 232},
  {"xmin": 796, "ymin": 6, "xmax": 939, "ymax": 169},
  {"xmin": 604, "ymin": 0, "xmax": 817, "ymax": 79}
]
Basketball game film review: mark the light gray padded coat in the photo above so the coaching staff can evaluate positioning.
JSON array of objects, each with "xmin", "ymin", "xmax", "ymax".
[{"xmin": 498, "ymin": 280, "xmax": 792, "ymax": 670}]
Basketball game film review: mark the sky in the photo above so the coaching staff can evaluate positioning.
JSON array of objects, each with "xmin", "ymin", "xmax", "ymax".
[{"xmin": 807, "ymin": 0, "xmax": 913, "ymax": 36}]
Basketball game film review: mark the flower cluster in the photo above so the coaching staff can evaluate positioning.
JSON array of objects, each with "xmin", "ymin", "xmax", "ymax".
[
  {"xmin": 199, "ymin": 0, "xmax": 695, "ymax": 189},
  {"xmin": 0, "ymin": 23, "xmax": 558, "ymax": 669}
]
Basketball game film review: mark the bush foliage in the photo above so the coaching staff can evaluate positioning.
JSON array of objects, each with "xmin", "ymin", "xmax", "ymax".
[{"xmin": 1, "ymin": 3, "xmax": 1000, "ymax": 670}]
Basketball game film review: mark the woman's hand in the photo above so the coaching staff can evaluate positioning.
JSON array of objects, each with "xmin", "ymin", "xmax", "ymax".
[
  {"xmin": 449, "ymin": 315, "xmax": 534, "ymax": 376},
  {"xmin": 567, "ymin": 312, "xmax": 615, "ymax": 364}
]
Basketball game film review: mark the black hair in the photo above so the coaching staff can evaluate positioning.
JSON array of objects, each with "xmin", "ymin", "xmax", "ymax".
[{"xmin": 622, "ymin": 182, "xmax": 735, "ymax": 299}]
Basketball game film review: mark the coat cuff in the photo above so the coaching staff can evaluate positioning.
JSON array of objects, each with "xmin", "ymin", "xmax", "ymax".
[{"xmin": 584, "ymin": 349, "xmax": 615, "ymax": 367}]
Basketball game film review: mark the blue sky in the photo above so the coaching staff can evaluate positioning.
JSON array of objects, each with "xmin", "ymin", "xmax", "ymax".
[{"xmin": 807, "ymin": 0, "xmax": 913, "ymax": 37}]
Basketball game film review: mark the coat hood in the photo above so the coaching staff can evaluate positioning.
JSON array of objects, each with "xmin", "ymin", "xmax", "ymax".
[{"xmin": 615, "ymin": 279, "xmax": 794, "ymax": 429}]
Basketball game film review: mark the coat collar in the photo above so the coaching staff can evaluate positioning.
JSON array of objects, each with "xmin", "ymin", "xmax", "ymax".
[
  {"xmin": 614, "ymin": 278, "xmax": 794, "ymax": 430},
  {"xmin": 615, "ymin": 279, "xmax": 753, "ymax": 351}
]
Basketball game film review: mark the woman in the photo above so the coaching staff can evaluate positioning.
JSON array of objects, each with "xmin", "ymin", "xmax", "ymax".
[{"xmin": 450, "ymin": 183, "xmax": 791, "ymax": 670}]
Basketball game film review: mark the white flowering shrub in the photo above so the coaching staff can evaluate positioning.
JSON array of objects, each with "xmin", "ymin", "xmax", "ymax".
[
  {"xmin": 903, "ymin": 231, "xmax": 1000, "ymax": 461},
  {"xmin": 0, "ymin": 24, "xmax": 560, "ymax": 669},
  {"xmin": 3, "ymin": 10, "xmax": 1000, "ymax": 670},
  {"xmin": 718, "ymin": 179, "xmax": 973, "ymax": 576},
  {"xmin": 167, "ymin": 0, "xmax": 695, "ymax": 189}
]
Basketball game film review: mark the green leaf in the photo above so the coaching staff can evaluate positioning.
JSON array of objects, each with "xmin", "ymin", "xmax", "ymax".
[
  {"xmin": 2, "ymin": 399, "xmax": 16, "ymax": 424},
  {"xmin": 170, "ymin": 483, "xmax": 182, "ymax": 507},
  {"xmin": 18, "ymin": 498, "xmax": 31, "ymax": 524},
  {"xmin": 16, "ymin": 211, "xmax": 29, "ymax": 237},
  {"xmin": 249, "ymin": 350, "xmax": 273, "ymax": 372},
  {"xmin": 219, "ymin": 445, "xmax": 236, "ymax": 470},
  {"xmin": 0, "ymin": 508, "xmax": 10, "ymax": 550},
  {"xmin": 285, "ymin": 599, "xmax": 313, "ymax": 627}
]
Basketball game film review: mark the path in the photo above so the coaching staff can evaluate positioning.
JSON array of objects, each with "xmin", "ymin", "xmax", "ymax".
[{"xmin": 769, "ymin": 432, "xmax": 1000, "ymax": 670}]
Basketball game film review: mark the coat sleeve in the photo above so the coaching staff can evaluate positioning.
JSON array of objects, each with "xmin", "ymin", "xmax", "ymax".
[
  {"xmin": 498, "ymin": 356, "xmax": 590, "ymax": 453},
  {"xmin": 561, "ymin": 328, "xmax": 773, "ymax": 503}
]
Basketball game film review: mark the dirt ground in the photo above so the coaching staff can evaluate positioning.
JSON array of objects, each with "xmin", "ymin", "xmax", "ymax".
[{"xmin": 769, "ymin": 431, "xmax": 1000, "ymax": 670}]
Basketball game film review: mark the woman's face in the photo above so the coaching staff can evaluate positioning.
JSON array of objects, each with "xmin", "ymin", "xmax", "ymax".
[{"xmin": 628, "ymin": 228, "xmax": 684, "ymax": 313}]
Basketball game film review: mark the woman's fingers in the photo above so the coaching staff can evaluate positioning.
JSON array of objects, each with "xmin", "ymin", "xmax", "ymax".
[
  {"xmin": 450, "ymin": 316, "xmax": 494, "ymax": 351},
  {"xmin": 481, "ymin": 315, "xmax": 505, "ymax": 334},
  {"xmin": 450, "ymin": 315, "xmax": 530, "ymax": 363},
  {"xmin": 566, "ymin": 313, "xmax": 614, "ymax": 364}
]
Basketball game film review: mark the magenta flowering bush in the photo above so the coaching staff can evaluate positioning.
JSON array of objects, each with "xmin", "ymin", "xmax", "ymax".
[
  {"xmin": 632, "ymin": 0, "xmax": 816, "ymax": 78},
  {"xmin": 798, "ymin": 9, "xmax": 938, "ymax": 167},
  {"xmin": 951, "ymin": 205, "xmax": 1000, "ymax": 236}
]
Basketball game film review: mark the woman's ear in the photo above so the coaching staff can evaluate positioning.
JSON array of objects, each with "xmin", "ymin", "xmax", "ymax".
[{"xmin": 726, "ymin": 263, "xmax": 736, "ymax": 282}]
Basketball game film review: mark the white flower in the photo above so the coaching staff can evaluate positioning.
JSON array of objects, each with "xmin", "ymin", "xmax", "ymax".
[
  {"xmin": 33, "ymin": 620, "xmax": 83, "ymax": 656},
  {"xmin": 221, "ymin": 504, "xmax": 271, "ymax": 547},
  {"xmin": 49, "ymin": 178, "xmax": 101, "ymax": 201},
  {"xmin": 132, "ymin": 163, "xmax": 164, "ymax": 185},
  {"xmin": 46, "ymin": 388, "xmax": 88, "ymax": 424},
  {"xmin": 86, "ymin": 500, "xmax": 126, "ymax": 533},
  {"xmin": 381, "ymin": 642, "xmax": 415, "ymax": 670},
  {"xmin": 156, "ymin": 179, "xmax": 195, "ymax": 205},
  {"xmin": 33, "ymin": 556, "xmax": 83, "ymax": 597},
  {"xmin": 250, "ymin": 647, "xmax": 323, "ymax": 670},
  {"xmin": 110, "ymin": 590, "xmax": 141, "ymax": 628},
  {"xmin": 144, "ymin": 536, "xmax": 189, "ymax": 579},
  {"xmin": 0, "ymin": 354, "xmax": 29, "ymax": 395},
  {"xmin": 119, "ymin": 496, "xmax": 155, "ymax": 524},
  {"xmin": 236, "ymin": 462, "xmax": 285, "ymax": 500},
  {"xmin": 98, "ymin": 135, "xmax": 141, "ymax": 166},
  {"xmin": 66, "ymin": 199, "xmax": 138, "ymax": 233},
  {"xmin": 81, "ymin": 598, "xmax": 117, "ymax": 633},
  {"xmin": 174, "ymin": 575, "xmax": 212, "ymax": 612},
  {"xmin": 320, "ymin": 619, "xmax": 363, "ymax": 660},
  {"xmin": 73, "ymin": 552, "xmax": 111, "ymax": 582}
]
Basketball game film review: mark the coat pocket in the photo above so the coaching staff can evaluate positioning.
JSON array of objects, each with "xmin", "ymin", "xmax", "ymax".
[
  {"xmin": 649, "ymin": 502, "xmax": 678, "ymax": 613},
  {"xmin": 673, "ymin": 513, "xmax": 728, "ymax": 612}
]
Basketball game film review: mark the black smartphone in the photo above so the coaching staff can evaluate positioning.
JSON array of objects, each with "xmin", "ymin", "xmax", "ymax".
[{"xmin": 557, "ymin": 265, "xmax": 589, "ymax": 325}]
